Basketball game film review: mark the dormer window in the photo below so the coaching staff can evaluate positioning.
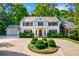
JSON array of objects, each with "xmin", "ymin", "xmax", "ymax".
[{"xmin": 38, "ymin": 22, "xmax": 43, "ymax": 26}]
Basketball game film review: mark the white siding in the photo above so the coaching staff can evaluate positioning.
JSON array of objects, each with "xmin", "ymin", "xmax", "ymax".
[{"xmin": 20, "ymin": 18, "xmax": 60, "ymax": 37}]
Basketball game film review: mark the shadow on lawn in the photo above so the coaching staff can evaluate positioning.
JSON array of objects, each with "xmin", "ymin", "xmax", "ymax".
[{"xmin": 0, "ymin": 50, "xmax": 28, "ymax": 56}]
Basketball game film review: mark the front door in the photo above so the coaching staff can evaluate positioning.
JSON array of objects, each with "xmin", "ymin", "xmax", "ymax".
[{"xmin": 39, "ymin": 30, "xmax": 42, "ymax": 36}]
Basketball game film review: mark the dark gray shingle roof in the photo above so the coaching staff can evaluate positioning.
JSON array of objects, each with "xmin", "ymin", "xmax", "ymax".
[{"xmin": 62, "ymin": 20, "xmax": 76, "ymax": 29}]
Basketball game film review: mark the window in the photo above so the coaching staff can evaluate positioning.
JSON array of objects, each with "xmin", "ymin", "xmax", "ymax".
[
  {"xmin": 26, "ymin": 22, "xmax": 29, "ymax": 26},
  {"xmin": 38, "ymin": 22, "xmax": 43, "ymax": 26},
  {"xmin": 48, "ymin": 22, "xmax": 58, "ymax": 26},
  {"xmin": 23, "ymin": 22, "xmax": 33, "ymax": 26}
]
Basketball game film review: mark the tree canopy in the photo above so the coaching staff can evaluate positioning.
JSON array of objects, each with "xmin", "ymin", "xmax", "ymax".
[
  {"xmin": 0, "ymin": 3, "xmax": 29, "ymax": 35},
  {"xmin": 32, "ymin": 3, "xmax": 60, "ymax": 17}
]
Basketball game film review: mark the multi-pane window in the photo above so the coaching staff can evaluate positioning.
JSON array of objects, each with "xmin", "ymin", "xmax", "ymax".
[
  {"xmin": 48, "ymin": 22, "xmax": 58, "ymax": 26},
  {"xmin": 38, "ymin": 22, "xmax": 43, "ymax": 26},
  {"xmin": 23, "ymin": 22, "xmax": 33, "ymax": 26}
]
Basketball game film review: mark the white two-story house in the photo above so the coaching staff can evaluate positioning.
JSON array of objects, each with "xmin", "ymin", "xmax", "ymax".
[{"xmin": 20, "ymin": 17, "xmax": 60, "ymax": 37}]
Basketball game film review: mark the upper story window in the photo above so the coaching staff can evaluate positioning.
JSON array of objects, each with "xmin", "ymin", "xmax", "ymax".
[
  {"xmin": 38, "ymin": 22, "xmax": 43, "ymax": 26},
  {"xmin": 23, "ymin": 22, "xmax": 33, "ymax": 26},
  {"xmin": 48, "ymin": 22, "xmax": 58, "ymax": 26}
]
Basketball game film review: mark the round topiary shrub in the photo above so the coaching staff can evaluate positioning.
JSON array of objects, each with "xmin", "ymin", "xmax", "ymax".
[
  {"xmin": 35, "ymin": 40, "xmax": 45, "ymax": 49},
  {"xmin": 47, "ymin": 39, "xmax": 56, "ymax": 47},
  {"xmin": 44, "ymin": 41, "xmax": 48, "ymax": 47},
  {"xmin": 48, "ymin": 43, "xmax": 56, "ymax": 47},
  {"xmin": 31, "ymin": 41, "xmax": 36, "ymax": 44},
  {"xmin": 47, "ymin": 39, "xmax": 55, "ymax": 43},
  {"xmin": 31, "ymin": 38, "xmax": 38, "ymax": 44},
  {"xmin": 32, "ymin": 38, "xmax": 38, "ymax": 41}
]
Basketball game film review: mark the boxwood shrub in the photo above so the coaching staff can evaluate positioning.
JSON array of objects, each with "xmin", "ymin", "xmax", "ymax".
[
  {"xmin": 31, "ymin": 38, "xmax": 38, "ymax": 44},
  {"xmin": 30, "ymin": 33, "xmax": 34, "ymax": 38},
  {"xmin": 19, "ymin": 32, "xmax": 26, "ymax": 38},
  {"xmin": 44, "ymin": 41, "xmax": 48, "ymax": 47},
  {"xmin": 47, "ymin": 39, "xmax": 56, "ymax": 47},
  {"xmin": 35, "ymin": 40, "xmax": 45, "ymax": 49},
  {"xmin": 32, "ymin": 38, "xmax": 38, "ymax": 41}
]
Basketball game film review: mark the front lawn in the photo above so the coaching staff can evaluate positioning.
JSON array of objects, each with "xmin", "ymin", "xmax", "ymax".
[{"xmin": 59, "ymin": 38, "xmax": 79, "ymax": 44}]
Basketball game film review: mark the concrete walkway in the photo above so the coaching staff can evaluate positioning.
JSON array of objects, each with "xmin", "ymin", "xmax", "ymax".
[{"xmin": 0, "ymin": 38, "xmax": 79, "ymax": 56}]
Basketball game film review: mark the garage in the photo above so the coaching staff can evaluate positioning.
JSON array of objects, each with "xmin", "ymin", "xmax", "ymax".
[{"xmin": 6, "ymin": 25, "xmax": 19, "ymax": 36}]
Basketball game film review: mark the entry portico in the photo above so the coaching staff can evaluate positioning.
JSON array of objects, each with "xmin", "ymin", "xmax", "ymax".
[{"xmin": 33, "ymin": 26, "xmax": 48, "ymax": 37}]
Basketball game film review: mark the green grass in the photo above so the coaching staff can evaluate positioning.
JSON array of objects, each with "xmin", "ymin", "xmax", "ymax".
[{"xmin": 59, "ymin": 38, "xmax": 79, "ymax": 44}]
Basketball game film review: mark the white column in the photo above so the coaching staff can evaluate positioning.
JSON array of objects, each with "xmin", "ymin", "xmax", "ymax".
[
  {"xmin": 42, "ymin": 29, "xmax": 44, "ymax": 37},
  {"xmin": 37, "ymin": 29, "xmax": 39, "ymax": 37}
]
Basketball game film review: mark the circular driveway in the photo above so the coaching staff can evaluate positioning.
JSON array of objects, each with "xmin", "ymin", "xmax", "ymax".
[{"xmin": 0, "ymin": 38, "xmax": 79, "ymax": 56}]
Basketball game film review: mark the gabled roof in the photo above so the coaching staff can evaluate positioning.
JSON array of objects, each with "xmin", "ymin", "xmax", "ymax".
[
  {"xmin": 6, "ymin": 25, "xmax": 19, "ymax": 31},
  {"xmin": 20, "ymin": 17, "xmax": 59, "ymax": 23},
  {"xmin": 62, "ymin": 20, "xmax": 76, "ymax": 29}
]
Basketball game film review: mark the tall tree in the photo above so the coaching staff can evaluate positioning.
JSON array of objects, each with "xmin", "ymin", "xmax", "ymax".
[
  {"xmin": 64, "ymin": 3, "xmax": 75, "ymax": 21},
  {"xmin": 4, "ymin": 3, "xmax": 29, "ymax": 24},
  {"xmin": 32, "ymin": 3, "xmax": 60, "ymax": 18},
  {"xmin": 74, "ymin": 4, "xmax": 79, "ymax": 38},
  {"xmin": 59, "ymin": 10, "xmax": 68, "ymax": 20},
  {"xmin": 66, "ymin": 3, "xmax": 79, "ymax": 38},
  {"xmin": 0, "ymin": 4, "xmax": 7, "ymax": 35}
]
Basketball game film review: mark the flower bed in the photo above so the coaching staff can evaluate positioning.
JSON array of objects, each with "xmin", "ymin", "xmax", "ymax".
[{"xmin": 28, "ymin": 38, "xmax": 59, "ymax": 54}]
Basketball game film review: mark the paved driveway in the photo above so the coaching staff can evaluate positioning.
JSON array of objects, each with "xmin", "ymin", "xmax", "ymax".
[
  {"xmin": 54, "ymin": 39, "xmax": 79, "ymax": 56},
  {"xmin": 0, "ymin": 38, "xmax": 79, "ymax": 56}
]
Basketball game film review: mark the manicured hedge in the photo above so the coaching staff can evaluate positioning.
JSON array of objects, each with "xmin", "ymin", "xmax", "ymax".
[
  {"xmin": 19, "ymin": 32, "xmax": 34, "ymax": 38},
  {"xmin": 47, "ymin": 32, "xmax": 63, "ymax": 38}
]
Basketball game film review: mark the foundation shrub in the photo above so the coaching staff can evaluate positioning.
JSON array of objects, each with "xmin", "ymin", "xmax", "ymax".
[
  {"xmin": 30, "ymin": 33, "xmax": 34, "ymax": 38},
  {"xmin": 19, "ymin": 32, "xmax": 26, "ymax": 38}
]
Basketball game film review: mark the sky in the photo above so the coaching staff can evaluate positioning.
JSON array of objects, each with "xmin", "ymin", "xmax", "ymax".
[{"xmin": 23, "ymin": 3, "xmax": 67, "ymax": 13}]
